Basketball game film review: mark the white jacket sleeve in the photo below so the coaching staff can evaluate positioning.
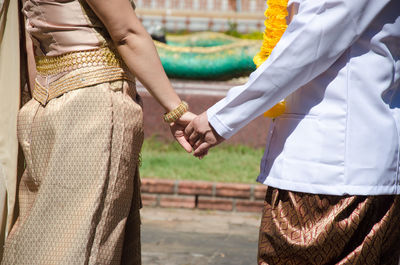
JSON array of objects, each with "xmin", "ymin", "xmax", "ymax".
[{"xmin": 207, "ymin": 0, "xmax": 391, "ymax": 139}]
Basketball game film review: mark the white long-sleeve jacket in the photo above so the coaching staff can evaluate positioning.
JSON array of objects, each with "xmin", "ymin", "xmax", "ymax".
[{"xmin": 207, "ymin": 0, "xmax": 400, "ymax": 195}]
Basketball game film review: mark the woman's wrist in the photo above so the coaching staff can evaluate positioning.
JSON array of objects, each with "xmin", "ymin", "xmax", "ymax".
[
  {"xmin": 163, "ymin": 101, "xmax": 189, "ymax": 123},
  {"xmin": 164, "ymin": 100, "xmax": 182, "ymax": 113}
]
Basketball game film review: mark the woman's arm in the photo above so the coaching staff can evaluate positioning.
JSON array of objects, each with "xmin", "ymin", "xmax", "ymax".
[
  {"xmin": 85, "ymin": 0, "xmax": 181, "ymax": 112},
  {"xmin": 85, "ymin": 0, "xmax": 194, "ymax": 152}
]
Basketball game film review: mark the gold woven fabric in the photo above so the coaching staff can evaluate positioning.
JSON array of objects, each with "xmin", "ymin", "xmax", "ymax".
[
  {"xmin": 35, "ymin": 47, "xmax": 124, "ymax": 76},
  {"xmin": 258, "ymin": 187, "xmax": 400, "ymax": 265},
  {"xmin": 1, "ymin": 79, "xmax": 144, "ymax": 265},
  {"xmin": 33, "ymin": 47, "xmax": 134, "ymax": 106},
  {"xmin": 33, "ymin": 65, "xmax": 134, "ymax": 105}
]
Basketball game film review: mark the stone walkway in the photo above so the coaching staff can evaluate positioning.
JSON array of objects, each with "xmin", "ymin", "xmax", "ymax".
[{"xmin": 141, "ymin": 207, "xmax": 262, "ymax": 265}]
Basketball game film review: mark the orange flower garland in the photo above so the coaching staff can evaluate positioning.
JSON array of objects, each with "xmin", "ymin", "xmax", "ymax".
[{"xmin": 253, "ymin": 0, "xmax": 289, "ymax": 118}]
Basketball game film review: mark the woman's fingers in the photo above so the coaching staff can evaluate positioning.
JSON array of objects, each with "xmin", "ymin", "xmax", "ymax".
[
  {"xmin": 175, "ymin": 134, "xmax": 192, "ymax": 153},
  {"xmin": 170, "ymin": 122, "xmax": 193, "ymax": 153}
]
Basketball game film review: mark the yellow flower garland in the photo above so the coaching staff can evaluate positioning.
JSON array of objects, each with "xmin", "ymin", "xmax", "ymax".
[{"xmin": 253, "ymin": 0, "xmax": 289, "ymax": 118}]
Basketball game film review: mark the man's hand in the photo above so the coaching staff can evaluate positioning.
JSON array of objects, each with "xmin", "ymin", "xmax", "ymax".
[
  {"xmin": 169, "ymin": 111, "xmax": 197, "ymax": 153},
  {"xmin": 184, "ymin": 111, "xmax": 224, "ymax": 157}
]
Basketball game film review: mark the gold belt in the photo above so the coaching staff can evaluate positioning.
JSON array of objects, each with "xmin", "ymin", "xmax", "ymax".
[
  {"xmin": 33, "ymin": 47, "xmax": 134, "ymax": 105},
  {"xmin": 35, "ymin": 47, "xmax": 124, "ymax": 76}
]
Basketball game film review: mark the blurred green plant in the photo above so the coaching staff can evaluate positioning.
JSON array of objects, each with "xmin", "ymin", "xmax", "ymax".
[
  {"xmin": 140, "ymin": 137, "xmax": 264, "ymax": 183},
  {"xmin": 224, "ymin": 21, "xmax": 263, "ymax": 40},
  {"xmin": 224, "ymin": 21, "xmax": 241, "ymax": 37},
  {"xmin": 238, "ymin": 31, "xmax": 263, "ymax": 40}
]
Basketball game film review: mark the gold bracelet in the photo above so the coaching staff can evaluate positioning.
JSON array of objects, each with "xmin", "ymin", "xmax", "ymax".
[{"xmin": 163, "ymin": 101, "xmax": 189, "ymax": 123}]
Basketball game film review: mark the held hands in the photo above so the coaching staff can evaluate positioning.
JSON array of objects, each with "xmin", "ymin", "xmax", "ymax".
[
  {"xmin": 184, "ymin": 111, "xmax": 224, "ymax": 158},
  {"xmin": 169, "ymin": 111, "xmax": 197, "ymax": 153},
  {"xmin": 169, "ymin": 109, "xmax": 224, "ymax": 158}
]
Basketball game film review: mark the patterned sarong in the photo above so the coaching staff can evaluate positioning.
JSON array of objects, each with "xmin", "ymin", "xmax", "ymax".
[{"xmin": 258, "ymin": 187, "xmax": 400, "ymax": 265}]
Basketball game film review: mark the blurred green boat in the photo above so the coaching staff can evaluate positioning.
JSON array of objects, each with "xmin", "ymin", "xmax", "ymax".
[{"xmin": 155, "ymin": 32, "xmax": 261, "ymax": 80}]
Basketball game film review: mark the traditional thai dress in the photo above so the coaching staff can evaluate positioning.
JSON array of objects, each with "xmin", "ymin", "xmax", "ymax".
[{"xmin": 1, "ymin": 1, "xmax": 143, "ymax": 264}]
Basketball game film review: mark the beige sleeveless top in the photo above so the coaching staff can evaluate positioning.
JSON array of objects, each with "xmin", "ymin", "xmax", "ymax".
[
  {"xmin": 22, "ymin": 0, "xmax": 135, "ymax": 57},
  {"xmin": 22, "ymin": 0, "xmax": 136, "ymax": 105},
  {"xmin": 23, "ymin": 0, "xmax": 107, "ymax": 57}
]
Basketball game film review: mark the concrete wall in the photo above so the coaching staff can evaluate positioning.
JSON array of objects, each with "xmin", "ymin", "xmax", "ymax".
[
  {"xmin": 135, "ymin": 0, "xmax": 267, "ymax": 33},
  {"xmin": 136, "ymin": 0, "xmax": 266, "ymax": 13}
]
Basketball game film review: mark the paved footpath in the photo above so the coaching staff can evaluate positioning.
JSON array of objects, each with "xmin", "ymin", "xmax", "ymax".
[{"xmin": 141, "ymin": 207, "xmax": 262, "ymax": 265}]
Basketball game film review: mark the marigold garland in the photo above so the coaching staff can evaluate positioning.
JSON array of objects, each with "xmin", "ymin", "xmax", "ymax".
[{"xmin": 253, "ymin": 0, "xmax": 289, "ymax": 118}]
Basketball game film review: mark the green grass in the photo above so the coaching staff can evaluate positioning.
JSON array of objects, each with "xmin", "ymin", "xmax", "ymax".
[{"xmin": 140, "ymin": 137, "xmax": 264, "ymax": 184}]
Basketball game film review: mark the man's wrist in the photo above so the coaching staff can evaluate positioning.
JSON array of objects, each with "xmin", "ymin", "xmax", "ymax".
[{"xmin": 207, "ymin": 110, "xmax": 231, "ymax": 139}]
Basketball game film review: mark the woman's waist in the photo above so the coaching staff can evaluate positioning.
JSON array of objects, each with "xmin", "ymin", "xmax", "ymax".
[
  {"xmin": 33, "ymin": 47, "xmax": 134, "ymax": 105},
  {"xmin": 34, "ymin": 46, "xmax": 129, "ymax": 76}
]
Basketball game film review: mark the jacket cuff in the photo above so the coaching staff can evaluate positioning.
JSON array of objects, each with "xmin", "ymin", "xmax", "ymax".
[{"xmin": 207, "ymin": 108, "xmax": 234, "ymax": 139}]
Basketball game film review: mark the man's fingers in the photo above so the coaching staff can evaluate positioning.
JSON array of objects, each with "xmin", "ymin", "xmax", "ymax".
[
  {"xmin": 197, "ymin": 149, "xmax": 209, "ymax": 159},
  {"xmin": 193, "ymin": 138, "xmax": 203, "ymax": 150},
  {"xmin": 193, "ymin": 142, "xmax": 211, "ymax": 157},
  {"xmin": 177, "ymin": 111, "xmax": 197, "ymax": 125},
  {"xmin": 184, "ymin": 121, "xmax": 194, "ymax": 139},
  {"xmin": 189, "ymin": 131, "xmax": 201, "ymax": 146}
]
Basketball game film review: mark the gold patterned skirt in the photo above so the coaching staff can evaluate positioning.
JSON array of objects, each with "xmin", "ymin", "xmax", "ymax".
[
  {"xmin": 1, "ymin": 79, "xmax": 143, "ymax": 265},
  {"xmin": 258, "ymin": 187, "xmax": 400, "ymax": 265}
]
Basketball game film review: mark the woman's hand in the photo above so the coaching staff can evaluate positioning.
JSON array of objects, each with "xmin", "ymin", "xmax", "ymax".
[{"xmin": 169, "ymin": 111, "xmax": 197, "ymax": 153}]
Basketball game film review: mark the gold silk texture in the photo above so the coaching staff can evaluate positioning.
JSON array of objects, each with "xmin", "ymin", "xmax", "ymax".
[{"xmin": 1, "ymin": 80, "xmax": 144, "ymax": 265}]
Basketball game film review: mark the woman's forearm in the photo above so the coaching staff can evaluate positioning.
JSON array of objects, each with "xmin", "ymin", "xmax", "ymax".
[{"xmin": 115, "ymin": 31, "xmax": 182, "ymax": 112}]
